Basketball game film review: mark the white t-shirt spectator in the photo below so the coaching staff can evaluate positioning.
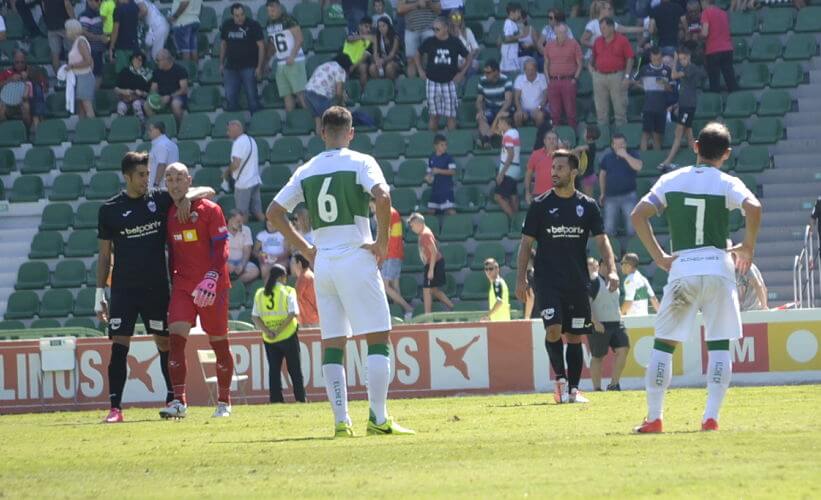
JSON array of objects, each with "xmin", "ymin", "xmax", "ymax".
[
  {"xmin": 148, "ymin": 133, "xmax": 179, "ymax": 187},
  {"xmin": 230, "ymin": 133, "xmax": 262, "ymax": 190},
  {"xmin": 514, "ymin": 73, "xmax": 547, "ymax": 112},
  {"xmin": 306, "ymin": 61, "xmax": 347, "ymax": 99},
  {"xmin": 501, "ymin": 19, "xmax": 520, "ymax": 72},
  {"xmin": 256, "ymin": 229, "xmax": 287, "ymax": 264},
  {"xmin": 0, "ymin": 15, "xmax": 7, "ymax": 36},
  {"xmin": 228, "ymin": 225, "xmax": 254, "ymax": 262},
  {"xmin": 500, "ymin": 128, "xmax": 522, "ymax": 179}
]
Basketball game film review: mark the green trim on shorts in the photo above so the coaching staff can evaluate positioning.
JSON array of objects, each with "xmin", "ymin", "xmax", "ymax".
[
  {"xmin": 323, "ymin": 347, "xmax": 344, "ymax": 365},
  {"xmin": 368, "ymin": 343, "xmax": 390, "ymax": 357},
  {"xmin": 706, "ymin": 339, "xmax": 730, "ymax": 351},
  {"xmin": 654, "ymin": 339, "xmax": 676, "ymax": 354}
]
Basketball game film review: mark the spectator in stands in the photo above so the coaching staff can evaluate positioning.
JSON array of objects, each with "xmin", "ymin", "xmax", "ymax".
[
  {"xmin": 168, "ymin": 0, "xmax": 202, "ymax": 62},
  {"xmin": 476, "ymin": 59, "xmax": 512, "ymax": 147},
  {"xmin": 15, "ymin": 0, "xmax": 46, "ymax": 38},
  {"xmin": 620, "ymin": 253, "xmax": 660, "ymax": 316},
  {"xmin": 379, "ymin": 204, "xmax": 414, "ymax": 320},
  {"xmin": 115, "ymin": 51, "xmax": 151, "ymax": 123},
  {"xmin": 700, "ymin": 0, "xmax": 737, "ymax": 93},
  {"xmin": 304, "ymin": 53, "xmax": 353, "ymax": 135},
  {"xmin": 226, "ymin": 120, "xmax": 265, "ymax": 222},
  {"xmin": 409, "ymin": 212, "xmax": 454, "ymax": 314},
  {"xmin": 481, "ymin": 258, "xmax": 511, "ymax": 322},
  {"xmin": 79, "ymin": 0, "xmax": 108, "ymax": 89},
  {"xmin": 109, "ymin": 0, "xmax": 140, "ymax": 73},
  {"xmin": 576, "ymin": 123, "xmax": 600, "ymax": 196},
  {"xmin": 516, "ymin": 11, "xmax": 539, "ymax": 67},
  {"xmin": 0, "ymin": 50, "xmax": 48, "ymax": 132},
  {"xmin": 44, "ymin": 0, "xmax": 74, "ymax": 72},
  {"xmin": 371, "ymin": 0, "xmax": 392, "ymax": 26},
  {"xmin": 525, "ymin": 129, "xmax": 559, "ymax": 203},
  {"xmin": 399, "ymin": 0, "xmax": 440, "ymax": 78},
  {"xmin": 649, "ymin": 0, "xmax": 685, "ymax": 64},
  {"xmin": 590, "ymin": 17, "xmax": 634, "ymax": 127},
  {"xmin": 369, "ymin": 17, "xmax": 404, "ymax": 81},
  {"xmin": 732, "ymin": 251, "xmax": 768, "ymax": 311},
  {"xmin": 581, "ymin": 1, "xmax": 642, "ymax": 59},
  {"xmin": 513, "ymin": 57, "xmax": 547, "ymax": 128},
  {"xmin": 265, "ymin": 0, "xmax": 308, "ymax": 113},
  {"xmin": 136, "ymin": 0, "xmax": 169, "ymax": 61},
  {"xmin": 220, "ymin": 3, "xmax": 264, "ymax": 114},
  {"xmin": 66, "ymin": 19, "xmax": 96, "ymax": 118},
  {"xmin": 293, "ymin": 205, "xmax": 314, "ymax": 244},
  {"xmin": 145, "ymin": 49, "xmax": 189, "ymax": 123},
  {"xmin": 147, "ymin": 120, "xmax": 178, "ymax": 188},
  {"xmin": 599, "ymin": 133, "xmax": 642, "ymax": 236},
  {"xmin": 439, "ymin": 0, "xmax": 464, "ymax": 17},
  {"xmin": 101, "ymin": 0, "xmax": 115, "ymax": 38},
  {"xmin": 544, "ymin": 23, "xmax": 582, "ymax": 128},
  {"xmin": 448, "ymin": 9, "xmax": 479, "ymax": 78},
  {"xmin": 425, "ymin": 134, "xmax": 456, "ymax": 215},
  {"xmin": 494, "ymin": 114, "xmax": 521, "ymax": 218},
  {"xmin": 632, "ymin": 46, "xmax": 672, "ymax": 151},
  {"xmin": 587, "ymin": 257, "xmax": 629, "ymax": 392},
  {"xmin": 290, "ymin": 253, "xmax": 319, "ymax": 327},
  {"xmin": 255, "ymin": 219, "xmax": 290, "ymax": 282},
  {"xmin": 227, "ymin": 209, "xmax": 261, "ymax": 283},
  {"xmin": 538, "ymin": 9, "xmax": 574, "ymax": 52},
  {"xmin": 342, "ymin": 17, "xmax": 374, "ymax": 88},
  {"xmin": 500, "ymin": 2, "xmax": 524, "ymax": 73},
  {"xmin": 342, "ymin": 0, "xmax": 369, "ymax": 35},
  {"xmin": 416, "ymin": 16, "xmax": 471, "ymax": 131},
  {"xmin": 811, "ymin": 197, "xmax": 821, "ymax": 258},
  {"xmin": 660, "ymin": 46, "xmax": 705, "ymax": 170}
]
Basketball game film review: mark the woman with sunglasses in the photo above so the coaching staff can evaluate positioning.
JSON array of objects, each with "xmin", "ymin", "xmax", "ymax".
[
  {"xmin": 448, "ymin": 10, "xmax": 480, "ymax": 78},
  {"xmin": 537, "ymin": 8, "xmax": 575, "ymax": 52}
]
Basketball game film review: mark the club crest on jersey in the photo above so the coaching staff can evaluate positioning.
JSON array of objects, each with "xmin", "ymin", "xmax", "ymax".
[
  {"xmin": 147, "ymin": 200, "xmax": 157, "ymax": 213},
  {"xmin": 191, "ymin": 211, "xmax": 199, "ymax": 223},
  {"xmin": 182, "ymin": 229, "xmax": 198, "ymax": 242},
  {"xmin": 576, "ymin": 205, "xmax": 584, "ymax": 217}
]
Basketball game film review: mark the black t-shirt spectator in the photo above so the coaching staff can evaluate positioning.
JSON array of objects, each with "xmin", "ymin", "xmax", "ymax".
[
  {"xmin": 419, "ymin": 36, "xmax": 468, "ymax": 83},
  {"xmin": 651, "ymin": 1, "xmax": 685, "ymax": 48},
  {"xmin": 113, "ymin": 0, "xmax": 140, "ymax": 51},
  {"xmin": 220, "ymin": 19, "xmax": 264, "ymax": 70},
  {"xmin": 116, "ymin": 68, "xmax": 152, "ymax": 93},
  {"xmin": 43, "ymin": 0, "xmax": 72, "ymax": 31},
  {"xmin": 152, "ymin": 64, "xmax": 188, "ymax": 96}
]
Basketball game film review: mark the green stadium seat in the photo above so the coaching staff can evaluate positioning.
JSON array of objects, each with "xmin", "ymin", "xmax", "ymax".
[
  {"xmin": 40, "ymin": 203, "xmax": 74, "ymax": 230},
  {"xmin": 86, "ymin": 172, "xmax": 121, "ymax": 200},
  {"xmin": 293, "ymin": 1, "xmax": 322, "ymax": 27},
  {"xmin": 638, "ymin": 150, "xmax": 666, "ymax": 176},
  {"xmin": 397, "ymin": 274, "xmax": 417, "ymax": 299},
  {"xmin": 402, "ymin": 244, "xmax": 424, "ymax": 273},
  {"xmin": 315, "ymin": 26, "xmax": 347, "ymax": 53},
  {"xmin": 176, "ymin": 141, "xmax": 200, "ymax": 167},
  {"xmin": 64, "ymin": 230, "xmax": 98, "ymax": 257},
  {"xmin": 455, "ymin": 185, "xmax": 485, "ymax": 213},
  {"xmin": 440, "ymin": 244, "xmax": 468, "ymax": 272},
  {"xmin": 212, "ymin": 112, "xmax": 246, "ymax": 138},
  {"xmin": 5, "ymin": 291, "xmax": 39, "ymax": 319},
  {"xmin": 738, "ymin": 63, "xmax": 769, "ymax": 89},
  {"xmin": 475, "ymin": 213, "xmax": 510, "ymax": 240},
  {"xmin": 391, "ymin": 188, "xmax": 418, "ymax": 214},
  {"xmin": 508, "ymin": 211, "xmax": 526, "ymax": 237},
  {"xmin": 460, "ymin": 272, "xmax": 489, "ymax": 300},
  {"xmin": 270, "ymin": 137, "xmax": 304, "ymax": 164},
  {"xmin": 107, "ymin": 116, "xmax": 141, "ymax": 143},
  {"xmin": 440, "ymin": 214, "xmax": 474, "ymax": 241},
  {"xmin": 52, "ymin": 260, "xmax": 86, "ymax": 288},
  {"xmin": 0, "ymin": 320, "xmax": 25, "ymax": 330},
  {"xmin": 383, "ymin": 105, "xmax": 417, "ymax": 131},
  {"xmin": 470, "ymin": 242, "xmax": 506, "ymax": 270},
  {"xmin": 74, "ymin": 201, "xmax": 102, "ymax": 229},
  {"xmin": 378, "ymin": 160, "xmax": 395, "ymax": 185},
  {"xmin": 28, "ymin": 120, "xmax": 61, "ymax": 146},
  {"xmin": 46, "ymin": 92, "xmax": 70, "ymax": 119},
  {"xmin": 259, "ymin": 84, "xmax": 284, "ymax": 110},
  {"xmin": 346, "ymin": 134, "xmax": 370, "ymax": 155},
  {"xmin": 178, "ymin": 60, "xmax": 198, "ymax": 84},
  {"xmin": 734, "ymin": 146, "xmax": 770, "ymax": 173},
  {"xmin": 260, "ymin": 165, "xmax": 292, "ymax": 193},
  {"xmin": 732, "ymin": 37, "xmax": 749, "ymax": 62},
  {"xmin": 456, "ymin": 100, "xmax": 478, "ymax": 128},
  {"xmin": 465, "ymin": 0, "xmax": 494, "ymax": 20},
  {"xmin": 49, "ymin": 173, "xmax": 84, "ymax": 201},
  {"xmin": 29, "ymin": 318, "xmax": 60, "ymax": 329},
  {"xmin": 360, "ymin": 79, "xmax": 395, "ymax": 105},
  {"xmin": 760, "ymin": 8, "xmax": 793, "ymax": 33},
  {"xmin": 723, "ymin": 91, "xmax": 756, "ymax": 118},
  {"xmin": 187, "ymin": 85, "xmax": 221, "ymax": 112},
  {"xmin": 395, "ymin": 78, "xmax": 425, "ymax": 104},
  {"xmin": 395, "ymin": 160, "xmax": 428, "ymax": 187},
  {"xmin": 282, "ymin": 109, "xmax": 314, "ymax": 136},
  {"xmin": 729, "ymin": 11, "xmax": 756, "ymax": 36},
  {"xmin": 794, "ymin": 6, "xmax": 821, "ymax": 31},
  {"xmin": 748, "ymin": 36, "xmax": 782, "ymax": 62},
  {"xmin": 769, "ymin": 62, "xmax": 803, "ymax": 88},
  {"xmin": 198, "ymin": 59, "xmax": 222, "ymax": 85},
  {"xmin": 0, "ymin": 148, "xmax": 14, "ymax": 174},
  {"xmin": 85, "ymin": 260, "xmax": 98, "ymax": 287},
  {"xmin": 144, "ymin": 115, "xmax": 177, "ymax": 140},
  {"xmin": 73, "ymin": 118, "xmax": 107, "ymax": 144},
  {"xmin": 217, "ymin": 195, "xmax": 236, "ymax": 215},
  {"xmin": 305, "ymin": 136, "xmax": 324, "ymax": 158},
  {"xmin": 202, "ymin": 139, "xmax": 233, "ymax": 168},
  {"xmin": 64, "ymin": 317, "xmax": 98, "ymax": 330},
  {"xmin": 373, "ymin": 133, "xmax": 406, "ymax": 159},
  {"xmin": 519, "ymin": 127, "xmax": 537, "ymax": 154},
  {"xmin": 21, "ymin": 147, "xmax": 55, "ymax": 174},
  {"xmin": 783, "ymin": 34, "xmax": 816, "ymax": 61},
  {"xmin": 4, "ymin": 12, "xmax": 24, "ymax": 39},
  {"xmin": 248, "ymin": 109, "xmax": 282, "ymax": 137},
  {"xmin": 199, "ymin": 5, "xmax": 217, "ymax": 31},
  {"xmin": 462, "ymin": 74, "xmax": 482, "ymax": 101},
  {"xmin": 554, "ymin": 125, "xmax": 577, "ymax": 146},
  {"xmin": 483, "ymin": 19, "xmax": 504, "ymax": 45},
  {"xmin": 15, "ymin": 261, "xmax": 50, "ymax": 290},
  {"xmin": 10, "ymin": 175, "xmax": 44, "ymax": 202},
  {"xmin": 442, "ymin": 130, "xmax": 471, "ymax": 157},
  {"xmin": 39, "ymin": 289, "xmax": 74, "ymax": 318},
  {"xmin": 757, "ymin": 90, "xmax": 791, "ymax": 117},
  {"xmin": 193, "ymin": 168, "xmax": 223, "ymax": 192},
  {"xmin": 748, "ymin": 118, "xmax": 783, "ymax": 144},
  {"xmin": 462, "ymin": 157, "xmax": 497, "ymax": 184},
  {"xmin": 178, "ymin": 113, "xmax": 213, "ymax": 140},
  {"xmin": 255, "ymin": 138, "xmax": 270, "ymax": 165},
  {"xmin": 229, "ymin": 281, "xmax": 246, "ymax": 310},
  {"xmin": 61, "ymin": 145, "xmax": 95, "ymax": 173},
  {"xmin": 97, "ymin": 144, "xmax": 129, "ymax": 171},
  {"xmin": 29, "ymin": 231, "xmax": 63, "ymax": 259}
]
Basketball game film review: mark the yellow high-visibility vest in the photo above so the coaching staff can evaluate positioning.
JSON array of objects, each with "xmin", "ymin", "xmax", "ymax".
[
  {"xmin": 254, "ymin": 285, "xmax": 298, "ymax": 344},
  {"xmin": 488, "ymin": 277, "xmax": 511, "ymax": 321}
]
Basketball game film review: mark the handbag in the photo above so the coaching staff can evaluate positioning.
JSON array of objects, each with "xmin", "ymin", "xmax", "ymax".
[{"xmin": 225, "ymin": 135, "xmax": 255, "ymax": 193}]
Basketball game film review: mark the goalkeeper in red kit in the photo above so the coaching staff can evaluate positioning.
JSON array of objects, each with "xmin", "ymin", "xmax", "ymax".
[{"xmin": 159, "ymin": 162, "xmax": 233, "ymax": 419}]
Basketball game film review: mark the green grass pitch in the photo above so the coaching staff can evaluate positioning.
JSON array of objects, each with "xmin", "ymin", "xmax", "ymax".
[{"xmin": 2, "ymin": 385, "xmax": 820, "ymax": 498}]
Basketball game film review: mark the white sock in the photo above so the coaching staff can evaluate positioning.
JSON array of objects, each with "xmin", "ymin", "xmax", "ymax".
[
  {"xmin": 322, "ymin": 363, "xmax": 350, "ymax": 425},
  {"xmin": 704, "ymin": 349, "xmax": 732, "ymax": 422},
  {"xmin": 645, "ymin": 348, "xmax": 673, "ymax": 421},
  {"xmin": 367, "ymin": 354, "xmax": 390, "ymax": 424}
]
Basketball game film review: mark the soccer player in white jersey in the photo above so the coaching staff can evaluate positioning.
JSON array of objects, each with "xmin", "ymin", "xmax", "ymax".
[
  {"xmin": 267, "ymin": 106, "xmax": 414, "ymax": 438},
  {"xmin": 630, "ymin": 122, "xmax": 761, "ymax": 433}
]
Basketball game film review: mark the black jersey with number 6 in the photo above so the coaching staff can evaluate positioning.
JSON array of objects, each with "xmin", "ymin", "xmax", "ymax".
[
  {"xmin": 522, "ymin": 190, "xmax": 604, "ymax": 293},
  {"xmin": 97, "ymin": 189, "xmax": 174, "ymax": 290}
]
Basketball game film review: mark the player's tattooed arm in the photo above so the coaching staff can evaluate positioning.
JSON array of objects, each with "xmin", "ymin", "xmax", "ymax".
[{"xmin": 631, "ymin": 200, "xmax": 675, "ymax": 272}]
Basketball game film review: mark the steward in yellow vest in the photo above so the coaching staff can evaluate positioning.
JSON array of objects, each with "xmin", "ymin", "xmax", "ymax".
[{"xmin": 481, "ymin": 258, "xmax": 510, "ymax": 321}]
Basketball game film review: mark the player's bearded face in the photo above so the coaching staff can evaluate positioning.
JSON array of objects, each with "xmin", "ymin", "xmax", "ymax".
[
  {"xmin": 551, "ymin": 160, "xmax": 574, "ymax": 188},
  {"xmin": 126, "ymin": 166, "xmax": 150, "ymax": 196}
]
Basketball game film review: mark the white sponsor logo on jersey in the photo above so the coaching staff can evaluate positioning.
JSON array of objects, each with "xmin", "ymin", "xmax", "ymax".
[{"xmin": 547, "ymin": 225, "xmax": 585, "ymax": 237}]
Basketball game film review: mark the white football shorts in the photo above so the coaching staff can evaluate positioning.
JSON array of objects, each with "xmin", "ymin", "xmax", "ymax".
[{"xmin": 654, "ymin": 275, "xmax": 742, "ymax": 343}]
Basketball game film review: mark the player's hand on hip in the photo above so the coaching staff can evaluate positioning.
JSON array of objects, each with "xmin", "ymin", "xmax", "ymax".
[
  {"xmin": 607, "ymin": 271, "xmax": 620, "ymax": 292},
  {"xmin": 304, "ymin": 246, "xmax": 317, "ymax": 266},
  {"xmin": 192, "ymin": 271, "xmax": 219, "ymax": 307},
  {"xmin": 730, "ymin": 242, "xmax": 754, "ymax": 275},
  {"xmin": 175, "ymin": 197, "xmax": 192, "ymax": 223},
  {"xmin": 654, "ymin": 252, "xmax": 677, "ymax": 272},
  {"xmin": 593, "ymin": 320, "xmax": 605, "ymax": 334}
]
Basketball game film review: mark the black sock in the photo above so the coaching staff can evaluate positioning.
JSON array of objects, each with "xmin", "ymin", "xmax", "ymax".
[
  {"xmin": 108, "ymin": 343, "xmax": 129, "ymax": 409},
  {"xmin": 566, "ymin": 343, "xmax": 583, "ymax": 390},
  {"xmin": 545, "ymin": 340, "xmax": 566, "ymax": 380},
  {"xmin": 158, "ymin": 350, "xmax": 173, "ymax": 403}
]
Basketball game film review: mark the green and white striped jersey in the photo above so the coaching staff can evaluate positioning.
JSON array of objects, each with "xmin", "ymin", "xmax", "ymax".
[
  {"xmin": 641, "ymin": 165, "xmax": 754, "ymax": 282},
  {"xmin": 274, "ymin": 148, "xmax": 387, "ymax": 256},
  {"xmin": 623, "ymin": 270, "xmax": 655, "ymax": 316}
]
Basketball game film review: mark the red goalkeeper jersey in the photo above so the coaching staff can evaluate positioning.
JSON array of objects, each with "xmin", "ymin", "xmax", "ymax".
[{"xmin": 167, "ymin": 199, "xmax": 231, "ymax": 293}]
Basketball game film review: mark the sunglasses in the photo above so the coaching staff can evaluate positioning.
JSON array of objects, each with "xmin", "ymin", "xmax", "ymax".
[
  {"xmin": 548, "ymin": 15, "xmax": 556, "ymax": 19},
  {"xmin": 451, "ymin": 14, "xmax": 462, "ymax": 19}
]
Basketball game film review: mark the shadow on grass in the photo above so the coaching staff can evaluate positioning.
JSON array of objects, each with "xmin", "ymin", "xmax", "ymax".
[
  {"xmin": 45, "ymin": 418, "xmax": 163, "ymax": 427},
  {"xmin": 215, "ymin": 436, "xmax": 334, "ymax": 444}
]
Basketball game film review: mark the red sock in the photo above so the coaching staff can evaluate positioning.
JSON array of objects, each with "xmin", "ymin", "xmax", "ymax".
[
  {"xmin": 210, "ymin": 339, "xmax": 233, "ymax": 405},
  {"xmin": 169, "ymin": 334, "xmax": 188, "ymax": 405}
]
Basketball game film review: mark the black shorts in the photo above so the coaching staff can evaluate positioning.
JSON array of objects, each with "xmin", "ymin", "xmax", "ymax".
[
  {"xmin": 588, "ymin": 321, "xmax": 630, "ymax": 357},
  {"xmin": 494, "ymin": 175, "xmax": 518, "ymax": 199},
  {"xmin": 107, "ymin": 286, "xmax": 170, "ymax": 338},
  {"xmin": 534, "ymin": 284, "xmax": 592, "ymax": 335},
  {"xmin": 423, "ymin": 258, "xmax": 446, "ymax": 288},
  {"xmin": 642, "ymin": 110, "xmax": 667, "ymax": 134},
  {"xmin": 672, "ymin": 106, "xmax": 695, "ymax": 128}
]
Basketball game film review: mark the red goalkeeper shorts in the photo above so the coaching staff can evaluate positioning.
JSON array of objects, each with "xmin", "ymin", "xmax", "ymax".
[{"xmin": 168, "ymin": 285, "xmax": 229, "ymax": 336}]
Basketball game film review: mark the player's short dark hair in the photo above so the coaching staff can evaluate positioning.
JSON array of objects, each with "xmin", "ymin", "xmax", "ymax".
[
  {"xmin": 263, "ymin": 264, "xmax": 288, "ymax": 296},
  {"xmin": 321, "ymin": 106, "xmax": 353, "ymax": 136},
  {"xmin": 230, "ymin": 3, "xmax": 244, "ymax": 14},
  {"xmin": 600, "ymin": 16, "xmax": 616, "ymax": 28},
  {"xmin": 434, "ymin": 134, "xmax": 447, "ymax": 145},
  {"xmin": 150, "ymin": 120, "xmax": 165, "ymax": 134},
  {"xmin": 333, "ymin": 52, "xmax": 353, "ymax": 72},
  {"xmin": 697, "ymin": 122, "xmax": 731, "ymax": 161},
  {"xmin": 484, "ymin": 59, "xmax": 500, "ymax": 72},
  {"xmin": 611, "ymin": 132, "xmax": 626, "ymax": 143},
  {"xmin": 292, "ymin": 252, "xmax": 311, "ymax": 270},
  {"xmin": 507, "ymin": 2, "xmax": 523, "ymax": 13},
  {"xmin": 360, "ymin": 16, "xmax": 371, "ymax": 25},
  {"xmin": 622, "ymin": 253, "xmax": 640, "ymax": 268},
  {"xmin": 121, "ymin": 151, "xmax": 148, "ymax": 175},
  {"xmin": 552, "ymin": 149, "xmax": 579, "ymax": 170},
  {"xmin": 649, "ymin": 46, "xmax": 661, "ymax": 55}
]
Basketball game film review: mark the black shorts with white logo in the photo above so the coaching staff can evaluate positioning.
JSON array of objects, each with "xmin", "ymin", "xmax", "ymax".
[
  {"xmin": 534, "ymin": 282, "xmax": 592, "ymax": 335},
  {"xmin": 672, "ymin": 106, "xmax": 695, "ymax": 128},
  {"xmin": 589, "ymin": 321, "xmax": 630, "ymax": 357},
  {"xmin": 107, "ymin": 286, "xmax": 170, "ymax": 338}
]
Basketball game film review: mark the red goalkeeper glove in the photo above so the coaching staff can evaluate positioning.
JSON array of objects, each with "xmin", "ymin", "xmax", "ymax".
[{"xmin": 192, "ymin": 271, "xmax": 219, "ymax": 307}]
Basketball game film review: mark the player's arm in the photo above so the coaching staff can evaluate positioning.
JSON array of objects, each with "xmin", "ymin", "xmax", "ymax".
[
  {"xmin": 620, "ymin": 300, "xmax": 632, "ymax": 316},
  {"xmin": 731, "ymin": 197, "xmax": 762, "ymax": 275},
  {"xmin": 631, "ymin": 200, "xmax": 674, "ymax": 271},
  {"xmin": 594, "ymin": 234, "xmax": 619, "ymax": 292},
  {"xmin": 268, "ymin": 202, "xmax": 313, "ymax": 262},
  {"xmin": 193, "ymin": 207, "xmax": 230, "ymax": 308},
  {"xmin": 650, "ymin": 294, "xmax": 661, "ymax": 313},
  {"xmin": 96, "ymin": 239, "xmax": 112, "ymax": 322},
  {"xmin": 363, "ymin": 183, "xmax": 392, "ymax": 260},
  {"xmin": 516, "ymin": 235, "xmax": 536, "ymax": 303}
]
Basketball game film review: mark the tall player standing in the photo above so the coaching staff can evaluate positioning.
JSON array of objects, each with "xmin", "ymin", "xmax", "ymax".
[
  {"xmin": 631, "ymin": 122, "xmax": 761, "ymax": 433},
  {"xmin": 267, "ymin": 106, "xmax": 414, "ymax": 438},
  {"xmin": 96, "ymin": 152, "xmax": 213, "ymax": 423},
  {"xmin": 159, "ymin": 163, "xmax": 234, "ymax": 419}
]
